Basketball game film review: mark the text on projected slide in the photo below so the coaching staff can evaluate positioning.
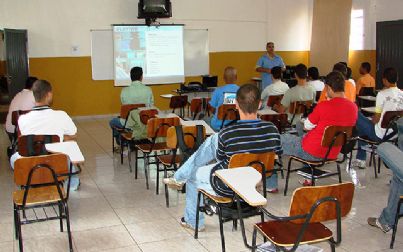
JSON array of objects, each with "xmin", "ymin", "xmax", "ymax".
[{"xmin": 113, "ymin": 25, "xmax": 184, "ymax": 85}]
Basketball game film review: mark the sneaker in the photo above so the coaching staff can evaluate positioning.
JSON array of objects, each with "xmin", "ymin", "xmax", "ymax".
[
  {"xmin": 180, "ymin": 217, "xmax": 205, "ymax": 232},
  {"xmin": 367, "ymin": 217, "xmax": 391, "ymax": 233},
  {"xmin": 266, "ymin": 188, "xmax": 279, "ymax": 194},
  {"xmin": 352, "ymin": 159, "xmax": 366, "ymax": 169},
  {"xmin": 299, "ymin": 179, "xmax": 313, "ymax": 186},
  {"xmin": 163, "ymin": 177, "xmax": 184, "ymax": 190}
]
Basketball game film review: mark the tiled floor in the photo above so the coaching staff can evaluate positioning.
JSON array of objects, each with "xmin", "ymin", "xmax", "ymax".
[{"xmin": 0, "ymin": 117, "xmax": 402, "ymax": 252}]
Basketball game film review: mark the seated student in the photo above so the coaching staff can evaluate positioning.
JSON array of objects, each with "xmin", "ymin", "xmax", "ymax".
[
  {"xmin": 352, "ymin": 67, "xmax": 403, "ymax": 168},
  {"xmin": 209, "ymin": 67, "xmax": 240, "ymax": 131},
  {"xmin": 356, "ymin": 62, "xmax": 375, "ymax": 94},
  {"xmin": 281, "ymin": 71, "xmax": 358, "ymax": 184},
  {"xmin": 5, "ymin": 76, "xmax": 37, "ymax": 142},
  {"xmin": 318, "ymin": 63, "xmax": 356, "ymax": 103},
  {"xmin": 164, "ymin": 84, "xmax": 282, "ymax": 231},
  {"xmin": 346, "ymin": 66, "xmax": 356, "ymax": 87},
  {"xmin": 109, "ymin": 67, "xmax": 154, "ymax": 147},
  {"xmin": 307, "ymin": 67, "xmax": 325, "ymax": 91},
  {"xmin": 368, "ymin": 118, "xmax": 403, "ymax": 233},
  {"xmin": 273, "ymin": 63, "xmax": 316, "ymax": 123},
  {"xmin": 261, "ymin": 66, "xmax": 289, "ymax": 107},
  {"xmin": 10, "ymin": 80, "xmax": 80, "ymax": 190}
]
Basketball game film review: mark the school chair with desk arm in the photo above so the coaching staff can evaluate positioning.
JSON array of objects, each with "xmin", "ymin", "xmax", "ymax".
[
  {"xmin": 161, "ymin": 125, "xmax": 206, "ymax": 207},
  {"xmin": 217, "ymin": 104, "xmax": 239, "ymax": 130},
  {"xmin": 194, "ymin": 152, "xmax": 280, "ymax": 252}
]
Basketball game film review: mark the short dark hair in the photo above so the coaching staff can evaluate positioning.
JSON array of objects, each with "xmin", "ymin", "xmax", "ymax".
[
  {"xmin": 339, "ymin": 62, "xmax": 348, "ymax": 67},
  {"xmin": 32, "ymin": 80, "xmax": 52, "ymax": 102},
  {"xmin": 383, "ymin": 67, "xmax": 398, "ymax": 83},
  {"xmin": 294, "ymin": 64, "xmax": 307, "ymax": 79},
  {"xmin": 25, "ymin": 76, "xmax": 38, "ymax": 89},
  {"xmin": 361, "ymin": 62, "xmax": 371, "ymax": 73},
  {"xmin": 333, "ymin": 63, "xmax": 347, "ymax": 78},
  {"xmin": 325, "ymin": 71, "xmax": 345, "ymax": 92},
  {"xmin": 130, "ymin": 67, "xmax": 143, "ymax": 81},
  {"xmin": 307, "ymin": 67, "xmax": 319, "ymax": 80},
  {"xmin": 236, "ymin": 84, "xmax": 261, "ymax": 114},
  {"xmin": 271, "ymin": 66, "xmax": 282, "ymax": 79},
  {"xmin": 346, "ymin": 67, "xmax": 352, "ymax": 79}
]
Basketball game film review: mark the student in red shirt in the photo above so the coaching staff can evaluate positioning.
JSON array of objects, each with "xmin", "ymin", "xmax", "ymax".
[{"xmin": 280, "ymin": 71, "xmax": 358, "ymax": 183}]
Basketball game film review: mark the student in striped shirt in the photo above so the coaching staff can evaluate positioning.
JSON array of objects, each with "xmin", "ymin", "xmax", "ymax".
[{"xmin": 164, "ymin": 84, "xmax": 282, "ymax": 231}]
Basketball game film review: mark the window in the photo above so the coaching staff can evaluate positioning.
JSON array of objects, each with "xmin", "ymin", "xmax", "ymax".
[{"xmin": 349, "ymin": 9, "xmax": 364, "ymax": 50}]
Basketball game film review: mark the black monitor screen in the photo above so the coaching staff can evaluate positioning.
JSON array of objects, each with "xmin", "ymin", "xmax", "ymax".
[
  {"xmin": 202, "ymin": 75, "xmax": 218, "ymax": 88},
  {"xmin": 138, "ymin": 0, "xmax": 172, "ymax": 18}
]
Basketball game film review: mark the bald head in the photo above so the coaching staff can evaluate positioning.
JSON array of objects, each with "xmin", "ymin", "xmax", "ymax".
[{"xmin": 223, "ymin": 67, "xmax": 237, "ymax": 84}]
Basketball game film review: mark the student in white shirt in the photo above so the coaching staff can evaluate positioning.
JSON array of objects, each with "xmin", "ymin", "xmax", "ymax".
[
  {"xmin": 261, "ymin": 66, "xmax": 289, "ymax": 107},
  {"xmin": 347, "ymin": 67, "xmax": 356, "ymax": 87},
  {"xmin": 4, "ymin": 77, "xmax": 37, "ymax": 141},
  {"xmin": 307, "ymin": 67, "xmax": 325, "ymax": 92},
  {"xmin": 353, "ymin": 67, "xmax": 403, "ymax": 168},
  {"xmin": 10, "ymin": 80, "xmax": 80, "ymax": 190}
]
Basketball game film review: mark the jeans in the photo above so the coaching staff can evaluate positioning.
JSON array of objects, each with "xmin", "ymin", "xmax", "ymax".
[
  {"xmin": 356, "ymin": 111, "xmax": 381, "ymax": 161},
  {"xmin": 280, "ymin": 134, "xmax": 322, "ymax": 161},
  {"xmin": 109, "ymin": 117, "xmax": 123, "ymax": 145},
  {"xmin": 10, "ymin": 152, "xmax": 80, "ymax": 191},
  {"xmin": 377, "ymin": 143, "xmax": 403, "ymax": 227}
]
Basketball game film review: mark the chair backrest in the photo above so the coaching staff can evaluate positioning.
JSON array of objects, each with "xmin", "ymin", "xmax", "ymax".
[
  {"xmin": 359, "ymin": 87, "xmax": 375, "ymax": 96},
  {"xmin": 289, "ymin": 100, "xmax": 313, "ymax": 115},
  {"xmin": 228, "ymin": 152, "xmax": 276, "ymax": 177},
  {"xmin": 11, "ymin": 109, "xmax": 31, "ymax": 127},
  {"xmin": 18, "ymin": 135, "xmax": 60, "ymax": 157},
  {"xmin": 289, "ymin": 182, "xmax": 354, "ymax": 223},
  {"xmin": 190, "ymin": 98, "xmax": 211, "ymax": 114},
  {"xmin": 260, "ymin": 114, "xmax": 288, "ymax": 133},
  {"xmin": 139, "ymin": 109, "xmax": 158, "ymax": 125},
  {"xmin": 321, "ymin": 126, "xmax": 353, "ymax": 147},
  {"xmin": 146, "ymin": 117, "xmax": 181, "ymax": 138},
  {"xmin": 166, "ymin": 125, "xmax": 206, "ymax": 149},
  {"xmin": 381, "ymin": 110, "xmax": 403, "ymax": 129},
  {"xmin": 267, "ymin": 95, "xmax": 283, "ymax": 108},
  {"xmin": 14, "ymin": 153, "xmax": 69, "ymax": 186},
  {"xmin": 169, "ymin": 95, "xmax": 188, "ymax": 109},
  {"xmin": 217, "ymin": 104, "xmax": 239, "ymax": 121},
  {"xmin": 120, "ymin": 104, "xmax": 145, "ymax": 119}
]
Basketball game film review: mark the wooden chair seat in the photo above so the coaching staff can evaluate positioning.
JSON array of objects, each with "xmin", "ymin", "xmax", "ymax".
[
  {"xmin": 158, "ymin": 154, "xmax": 182, "ymax": 166},
  {"xmin": 199, "ymin": 189, "xmax": 232, "ymax": 204},
  {"xmin": 135, "ymin": 142, "xmax": 169, "ymax": 153},
  {"xmin": 255, "ymin": 220, "xmax": 333, "ymax": 247},
  {"xmin": 13, "ymin": 186, "xmax": 66, "ymax": 206},
  {"xmin": 121, "ymin": 131, "xmax": 133, "ymax": 140}
]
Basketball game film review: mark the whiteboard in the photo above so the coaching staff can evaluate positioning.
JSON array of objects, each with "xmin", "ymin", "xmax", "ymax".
[
  {"xmin": 91, "ymin": 30, "xmax": 113, "ymax": 80},
  {"xmin": 90, "ymin": 28, "xmax": 209, "ymax": 81}
]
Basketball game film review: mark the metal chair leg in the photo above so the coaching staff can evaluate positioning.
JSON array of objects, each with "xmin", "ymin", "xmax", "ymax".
[
  {"xmin": 252, "ymin": 228, "xmax": 258, "ymax": 252},
  {"xmin": 217, "ymin": 206, "xmax": 226, "ymax": 252},
  {"xmin": 156, "ymin": 159, "xmax": 160, "ymax": 195},
  {"xmin": 13, "ymin": 204, "xmax": 19, "ymax": 240},
  {"xmin": 144, "ymin": 153, "xmax": 150, "ymax": 189},
  {"xmin": 284, "ymin": 159, "xmax": 292, "ymax": 196},
  {"xmin": 329, "ymin": 238, "xmax": 336, "ymax": 252},
  {"xmin": 390, "ymin": 198, "xmax": 403, "ymax": 249},
  {"xmin": 377, "ymin": 156, "xmax": 381, "ymax": 174},
  {"xmin": 128, "ymin": 143, "xmax": 132, "ymax": 173},
  {"xmin": 337, "ymin": 164, "xmax": 342, "ymax": 183},
  {"xmin": 134, "ymin": 148, "xmax": 138, "ymax": 179},
  {"xmin": 64, "ymin": 203, "xmax": 73, "ymax": 252},
  {"xmin": 59, "ymin": 202, "xmax": 64, "ymax": 232},
  {"xmin": 16, "ymin": 208, "xmax": 23, "ymax": 252}
]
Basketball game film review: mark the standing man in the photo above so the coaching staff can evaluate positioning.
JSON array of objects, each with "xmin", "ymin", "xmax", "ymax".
[
  {"xmin": 109, "ymin": 66, "xmax": 154, "ymax": 147},
  {"xmin": 256, "ymin": 42, "xmax": 286, "ymax": 90}
]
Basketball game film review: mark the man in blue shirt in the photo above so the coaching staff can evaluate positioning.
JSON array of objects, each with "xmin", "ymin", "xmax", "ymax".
[
  {"xmin": 256, "ymin": 42, "xmax": 286, "ymax": 90},
  {"xmin": 209, "ymin": 67, "xmax": 240, "ymax": 131}
]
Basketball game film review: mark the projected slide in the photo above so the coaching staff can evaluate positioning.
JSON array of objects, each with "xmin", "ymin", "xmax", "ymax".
[{"xmin": 113, "ymin": 25, "xmax": 185, "ymax": 85}]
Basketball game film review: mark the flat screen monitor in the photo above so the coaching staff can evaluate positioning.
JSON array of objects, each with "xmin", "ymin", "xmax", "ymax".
[{"xmin": 202, "ymin": 75, "xmax": 218, "ymax": 88}]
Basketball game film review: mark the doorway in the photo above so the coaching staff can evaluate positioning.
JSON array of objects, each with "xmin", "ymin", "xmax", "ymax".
[{"xmin": 376, "ymin": 20, "xmax": 403, "ymax": 89}]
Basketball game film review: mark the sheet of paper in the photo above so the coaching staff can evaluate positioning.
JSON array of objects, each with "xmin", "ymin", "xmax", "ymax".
[{"xmin": 45, "ymin": 141, "xmax": 84, "ymax": 163}]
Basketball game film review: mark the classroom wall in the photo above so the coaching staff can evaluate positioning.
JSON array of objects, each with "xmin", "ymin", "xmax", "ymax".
[{"xmin": 1, "ymin": 0, "xmax": 402, "ymax": 116}]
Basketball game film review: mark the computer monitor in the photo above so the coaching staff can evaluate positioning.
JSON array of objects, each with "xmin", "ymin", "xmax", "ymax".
[
  {"xmin": 202, "ymin": 75, "xmax": 218, "ymax": 88},
  {"xmin": 223, "ymin": 92, "xmax": 236, "ymax": 104}
]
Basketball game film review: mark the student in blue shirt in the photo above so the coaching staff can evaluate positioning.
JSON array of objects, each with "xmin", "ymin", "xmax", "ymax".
[
  {"xmin": 209, "ymin": 67, "xmax": 240, "ymax": 131},
  {"xmin": 256, "ymin": 42, "xmax": 286, "ymax": 90}
]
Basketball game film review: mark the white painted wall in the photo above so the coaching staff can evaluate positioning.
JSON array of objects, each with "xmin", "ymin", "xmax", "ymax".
[
  {"xmin": 1, "ymin": 0, "xmax": 401, "ymax": 58},
  {"xmin": 267, "ymin": 0, "xmax": 313, "ymax": 51},
  {"xmin": 352, "ymin": 0, "xmax": 403, "ymax": 50}
]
